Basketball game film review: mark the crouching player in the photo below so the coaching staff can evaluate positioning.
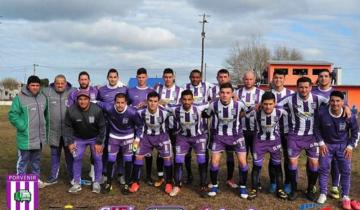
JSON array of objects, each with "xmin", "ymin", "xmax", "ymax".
[
  {"xmin": 316, "ymin": 91, "xmax": 359, "ymax": 210},
  {"xmin": 203, "ymin": 83, "xmax": 249, "ymax": 198},
  {"xmin": 247, "ymin": 92, "xmax": 288, "ymax": 200},
  {"xmin": 97, "ymin": 93, "xmax": 143, "ymax": 194},
  {"xmin": 170, "ymin": 90, "xmax": 208, "ymax": 197},
  {"xmin": 130, "ymin": 91, "xmax": 174, "ymax": 194}
]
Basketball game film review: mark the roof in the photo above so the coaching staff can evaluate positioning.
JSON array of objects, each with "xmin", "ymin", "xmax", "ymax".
[
  {"xmin": 268, "ymin": 60, "xmax": 333, "ymax": 66},
  {"xmin": 127, "ymin": 78, "xmax": 164, "ymax": 88}
]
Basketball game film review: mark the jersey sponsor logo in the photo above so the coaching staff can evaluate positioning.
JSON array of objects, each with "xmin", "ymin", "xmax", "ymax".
[{"xmin": 89, "ymin": 116, "xmax": 95, "ymax": 123}]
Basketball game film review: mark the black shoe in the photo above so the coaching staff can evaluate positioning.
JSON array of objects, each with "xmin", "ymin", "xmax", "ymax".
[
  {"xmin": 288, "ymin": 191, "xmax": 298, "ymax": 201},
  {"xmin": 146, "ymin": 178, "xmax": 154, "ymax": 186},
  {"xmin": 247, "ymin": 189, "xmax": 257, "ymax": 200},
  {"xmin": 122, "ymin": 184, "xmax": 130, "ymax": 195},
  {"xmin": 101, "ymin": 183, "xmax": 112, "ymax": 194},
  {"xmin": 305, "ymin": 186, "xmax": 317, "ymax": 202},
  {"xmin": 257, "ymin": 182, "xmax": 262, "ymax": 191},
  {"xmin": 184, "ymin": 174, "xmax": 193, "ymax": 185},
  {"xmin": 200, "ymin": 187, "xmax": 207, "ymax": 198},
  {"xmin": 277, "ymin": 189, "xmax": 288, "ymax": 200}
]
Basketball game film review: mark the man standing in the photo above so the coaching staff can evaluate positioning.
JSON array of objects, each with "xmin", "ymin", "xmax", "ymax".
[
  {"xmin": 97, "ymin": 93, "xmax": 143, "ymax": 195},
  {"xmin": 42, "ymin": 74, "xmax": 75, "ymax": 185},
  {"xmin": 270, "ymin": 71, "xmax": 294, "ymax": 193},
  {"xmin": 8, "ymin": 75, "xmax": 48, "ymax": 188},
  {"xmin": 316, "ymin": 91, "xmax": 359, "ymax": 210},
  {"xmin": 277, "ymin": 77, "xmax": 328, "ymax": 201},
  {"xmin": 129, "ymin": 92, "xmax": 174, "ymax": 195},
  {"xmin": 65, "ymin": 90, "xmax": 106, "ymax": 194},
  {"xmin": 127, "ymin": 68, "xmax": 154, "ymax": 186},
  {"xmin": 204, "ymin": 83, "xmax": 249, "ymax": 198}
]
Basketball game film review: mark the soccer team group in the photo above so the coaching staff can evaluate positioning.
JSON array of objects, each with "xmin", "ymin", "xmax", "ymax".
[{"xmin": 8, "ymin": 67, "xmax": 360, "ymax": 209}]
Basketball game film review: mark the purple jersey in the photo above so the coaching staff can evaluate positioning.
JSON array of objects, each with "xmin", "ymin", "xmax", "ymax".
[
  {"xmin": 138, "ymin": 106, "xmax": 172, "ymax": 136},
  {"xmin": 271, "ymin": 88, "xmax": 294, "ymax": 134},
  {"xmin": 208, "ymin": 84, "xmax": 220, "ymax": 101},
  {"xmin": 97, "ymin": 103, "xmax": 143, "ymax": 140},
  {"xmin": 154, "ymin": 84, "xmax": 182, "ymax": 108},
  {"xmin": 237, "ymin": 87, "xmax": 265, "ymax": 131},
  {"xmin": 67, "ymin": 86, "xmax": 98, "ymax": 107},
  {"xmin": 173, "ymin": 104, "xmax": 208, "ymax": 137},
  {"xmin": 128, "ymin": 86, "xmax": 154, "ymax": 108},
  {"xmin": 206, "ymin": 99, "xmax": 246, "ymax": 136},
  {"xmin": 97, "ymin": 84, "xmax": 128, "ymax": 103},
  {"xmin": 312, "ymin": 86, "xmax": 335, "ymax": 99},
  {"xmin": 278, "ymin": 93, "xmax": 328, "ymax": 136},
  {"xmin": 184, "ymin": 82, "xmax": 211, "ymax": 105},
  {"xmin": 252, "ymin": 108, "xmax": 287, "ymax": 141},
  {"xmin": 315, "ymin": 106, "xmax": 358, "ymax": 147}
]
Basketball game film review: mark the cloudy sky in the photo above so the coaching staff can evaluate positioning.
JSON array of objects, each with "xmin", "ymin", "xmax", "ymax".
[{"xmin": 0, "ymin": 0, "xmax": 359, "ymax": 86}]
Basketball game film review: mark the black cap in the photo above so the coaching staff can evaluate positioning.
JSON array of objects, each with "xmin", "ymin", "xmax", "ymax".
[{"xmin": 27, "ymin": 75, "xmax": 41, "ymax": 85}]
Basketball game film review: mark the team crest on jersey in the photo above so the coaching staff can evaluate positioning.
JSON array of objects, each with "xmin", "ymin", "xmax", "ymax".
[
  {"xmin": 339, "ymin": 122, "xmax": 346, "ymax": 131},
  {"xmin": 311, "ymin": 102, "xmax": 317, "ymax": 109},
  {"xmin": 122, "ymin": 118, "xmax": 129, "ymax": 124},
  {"xmin": 192, "ymin": 114, "xmax": 198, "ymax": 120},
  {"xmin": 89, "ymin": 116, "xmax": 95, "ymax": 123},
  {"xmin": 231, "ymin": 109, "xmax": 236, "ymax": 115}
]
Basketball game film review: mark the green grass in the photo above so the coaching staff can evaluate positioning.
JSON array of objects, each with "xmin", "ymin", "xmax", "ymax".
[{"xmin": 0, "ymin": 105, "xmax": 359, "ymax": 210}]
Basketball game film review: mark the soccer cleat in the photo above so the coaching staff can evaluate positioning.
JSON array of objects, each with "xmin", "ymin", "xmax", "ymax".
[
  {"xmin": 208, "ymin": 185, "xmax": 219, "ymax": 197},
  {"xmin": 68, "ymin": 183, "xmax": 82, "ymax": 193},
  {"xmin": 306, "ymin": 185, "xmax": 317, "ymax": 202},
  {"xmin": 207, "ymin": 183, "xmax": 213, "ymax": 188},
  {"xmin": 146, "ymin": 177, "xmax": 154, "ymax": 186},
  {"xmin": 92, "ymin": 182, "xmax": 101, "ymax": 194},
  {"xmin": 122, "ymin": 184, "xmax": 130, "ymax": 195},
  {"xmin": 101, "ymin": 183, "xmax": 112, "ymax": 194},
  {"xmin": 239, "ymin": 186, "xmax": 249, "ymax": 199},
  {"xmin": 351, "ymin": 200, "xmax": 360, "ymax": 210},
  {"xmin": 257, "ymin": 182, "xmax": 262, "ymax": 191},
  {"xmin": 169, "ymin": 186, "xmax": 181, "ymax": 197},
  {"xmin": 226, "ymin": 179, "xmax": 238, "ymax": 189},
  {"xmin": 329, "ymin": 186, "xmax": 340, "ymax": 199},
  {"xmin": 38, "ymin": 180, "xmax": 46, "ymax": 189},
  {"xmin": 100, "ymin": 175, "xmax": 107, "ymax": 184},
  {"xmin": 200, "ymin": 187, "xmax": 208, "ymax": 198},
  {"xmin": 277, "ymin": 189, "xmax": 288, "ymax": 200},
  {"xmin": 129, "ymin": 182, "xmax": 140, "ymax": 193},
  {"xmin": 342, "ymin": 197, "xmax": 351, "ymax": 210},
  {"xmin": 269, "ymin": 183, "xmax": 277, "ymax": 193},
  {"xmin": 154, "ymin": 178, "xmax": 165, "ymax": 187},
  {"xmin": 45, "ymin": 177, "xmax": 58, "ymax": 186},
  {"xmin": 247, "ymin": 189, "xmax": 257, "ymax": 200},
  {"xmin": 80, "ymin": 179, "xmax": 92, "ymax": 186},
  {"xmin": 284, "ymin": 183, "xmax": 292, "ymax": 195},
  {"xmin": 288, "ymin": 191, "xmax": 298, "ymax": 201},
  {"xmin": 165, "ymin": 183, "xmax": 173, "ymax": 194},
  {"xmin": 89, "ymin": 164, "xmax": 95, "ymax": 182},
  {"xmin": 317, "ymin": 193, "xmax": 327, "ymax": 204}
]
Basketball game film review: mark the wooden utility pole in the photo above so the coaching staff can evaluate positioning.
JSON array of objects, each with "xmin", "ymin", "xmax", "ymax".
[{"xmin": 199, "ymin": 13, "xmax": 209, "ymax": 80}]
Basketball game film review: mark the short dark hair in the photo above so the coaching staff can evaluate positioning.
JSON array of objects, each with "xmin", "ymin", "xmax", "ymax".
[
  {"xmin": 147, "ymin": 91, "xmax": 160, "ymax": 100},
  {"xmin": 114, "ymin": 93, "xmax": 127, "ymax": 102},
  {"xmin": 319, "ymin": 69, "xmax": 332, "ymax": 78},
  {"xmin": 330, "ymin": 90, "xmax": 344, "ymax": 100},
  {"xmin": 107, "ymin": 68, "xmax": 118, "ymax": 77},
  {"xmin": 181, "ymin": 89, "xmax": 193, "ymax": 98},
  {"xmin": 273, "ymin": 71, "xmax": 286, "ymax": 77},
  {"xmin": 137, "ymin": 68, "xmax": 147, "ymax": 75},
  {"xmin": 163, "ymin": 68, "xmax": 174, "ymax": 75},
  {"xmin": 296, "ymin": 76, "xmax": 312, "ymax": 86},
  {"xmin": 78, "ymin": 71, "xmax": 90, "ymax": 80},
  {"xmin": 219, "ymin": 82, "xmax": 234, "ymax": 92},
  {"xmin": 217, "ymin": 69, "xmax": 229, "ymax": 77},
  {"xmin": 261, "ymin": 91, "xmax": 276, "ymax": 102},
  {"xmin": 190, "ymin": 69, "xmax": 202, "ymax": 77}
]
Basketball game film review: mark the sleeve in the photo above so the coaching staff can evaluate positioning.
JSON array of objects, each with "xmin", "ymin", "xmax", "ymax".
[
  {"xmin": 314, "ymin": 111, "xmax": 325, "ymax": 145},
  {"xmin": 96, "ymin": 101, "xmax": 112, "ymax": 113},
  {"xmin": 95, "ymin": 109, "xmax": 106, "ymax": 145},
  {"xmin": 319, "ymin": 95, "xmax": 329, "ymax": 106},
  {"xmin": 202, "ymin": 102, "xmax": 214, "ymax": 118},
  {"xmin": 348, "ymin": 116, "xmax": 359, "ymax": 149},
  {"xmin": 134, "ymin": 112, "xmax": 144, "ymax": 141},
  {"xmin": 66, "ymin": 90, "xmax": 76, "ymax": 108},
  {"xmin": 276, "ymin": 95, "xmax": 290, "ymax": 109},
  {"xmin": 8, "ymin": 96, "xmax": 27, "ymax": 131},
  {"xmin": 64, "ymin": 109, "xmax": 74, "ymax": 145},
  {"xmin": 44, "ymin": 96, "xmax": 49, "ymax": 144}
]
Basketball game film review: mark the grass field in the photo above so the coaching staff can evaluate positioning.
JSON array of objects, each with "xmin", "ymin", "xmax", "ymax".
[{"xmin": 0, "ymin": 105, "xmax": 359, "ymax": 210}]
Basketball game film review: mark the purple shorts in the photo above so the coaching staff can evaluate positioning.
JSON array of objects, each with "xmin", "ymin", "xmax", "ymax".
[
  {"xmin": 175, "ymin": 134, "xmax": 207, "ymax": 155},
  {"xmin": 253, "ymin": 138, "xmax": 282, "ymax": 166},
  {"xmin": 136, "ymin": 133, "xmax": 172, "ymax": 158},
  {"xmin": 287, "ymin": 134, "xmax": 319, "ymax": 159},
  {"xmin": 211, "ymin": 135, "xmax": 246, "ymax": 153},
  {"xmin": 108, "ymin": 137, "xmax": 133, "ymax": 162}
]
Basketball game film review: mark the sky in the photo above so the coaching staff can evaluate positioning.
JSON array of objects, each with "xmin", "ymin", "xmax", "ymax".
[{"xmin": 0, "ymin": 0, "xmax": 359, "ymax": 86}]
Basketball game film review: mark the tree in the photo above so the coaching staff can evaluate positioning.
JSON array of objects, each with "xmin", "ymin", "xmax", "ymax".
[
  {"xmin": 0, "ymin": 77, "xmax": 20, "ymax": 90},
  {"xmin": 272, "ymin": 46, "xmax": 303, "ymax": 60},
  {"xmin": 226, "ymin": 36, "xmax": 270, "ymax": 85}
]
